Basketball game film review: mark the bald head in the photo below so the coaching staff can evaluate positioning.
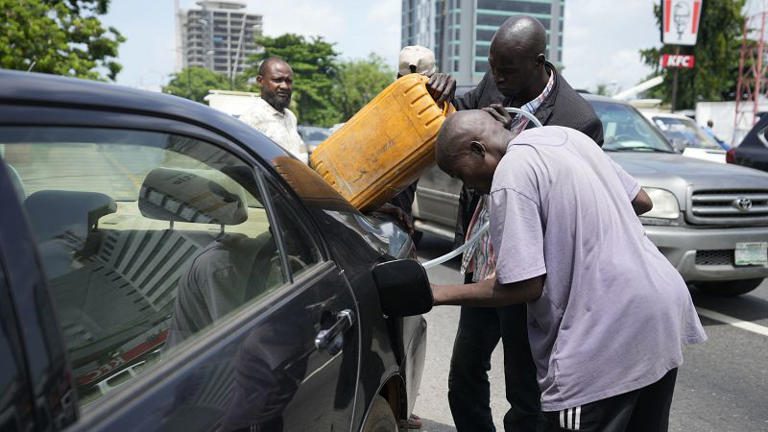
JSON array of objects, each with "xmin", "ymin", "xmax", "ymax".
[
  {"xmin": 487, "ymin": 15, "xmax": 550, "ymax": 103},
  {"xmin": 435, "ymin": 110, "xmax": 512, "ymax": 194},
  {"xmin": 258, "ymin": 57, "xmax": 290, "ymax": 76},
  {"xmin": 490, "ymin": 15, "xmax": 547, "ymax": 59}
]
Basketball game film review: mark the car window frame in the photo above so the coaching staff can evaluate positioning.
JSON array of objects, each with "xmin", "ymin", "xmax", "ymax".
[{"xmin": 0, "ymin": 247, "xmax": 38, "ymax": 430}]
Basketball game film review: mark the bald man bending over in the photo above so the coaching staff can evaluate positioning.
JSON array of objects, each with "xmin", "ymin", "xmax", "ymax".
[
  {"xmin": 433, "ymin": 111, "xmax": 705, "ymax": 432},
  {"xmin": 445, "ymin": 16, "xmax": 604, "ymax": 432}
]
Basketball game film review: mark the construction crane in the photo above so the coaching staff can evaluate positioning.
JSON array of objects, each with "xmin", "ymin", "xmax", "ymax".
[{"xmin": 735, "ymin": 0, "xmax": 768, "ymax": 145}]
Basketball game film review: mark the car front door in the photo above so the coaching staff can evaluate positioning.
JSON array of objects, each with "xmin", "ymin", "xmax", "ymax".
[{"xmin": 0, "ymin": 114, "xmax": 359, "ymax": 431}]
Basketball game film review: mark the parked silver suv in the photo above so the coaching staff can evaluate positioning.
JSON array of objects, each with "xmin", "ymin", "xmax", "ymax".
[{"xmin": 413, "ymin": 94, "xmax": 768, "ymax": 296}]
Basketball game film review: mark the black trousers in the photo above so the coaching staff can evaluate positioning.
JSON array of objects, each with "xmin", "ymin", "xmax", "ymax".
[
  {"xmin": 448, "ymin": 304, "xmax": 542, "ymax": 432},
  {"xmin": 542, "ymin": 368, "xmax": 679, "ymax": 432}
]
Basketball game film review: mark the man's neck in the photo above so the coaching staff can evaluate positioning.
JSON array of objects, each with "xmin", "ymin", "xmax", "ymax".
[{"xmin": 510, "ymin": 66, "xmax": 552, "ymax": 107}]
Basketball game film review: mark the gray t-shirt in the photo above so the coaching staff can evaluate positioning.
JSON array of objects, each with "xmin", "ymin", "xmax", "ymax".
[{"xmin": 489, "ymin": 126, "xmax": 706, "ymax": 412}]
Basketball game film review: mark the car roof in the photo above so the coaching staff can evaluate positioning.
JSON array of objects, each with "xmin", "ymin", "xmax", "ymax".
[
  {"xmin": 580, "ymin": 93, "xmax": 630, "ymax": 104},
  {"xmin": 0, "ymin": 69, "xmax": 286, "ymax": 161},
  {"xmin": 738, "ymin": 111, "xmax": 768, "ymax": 148}
]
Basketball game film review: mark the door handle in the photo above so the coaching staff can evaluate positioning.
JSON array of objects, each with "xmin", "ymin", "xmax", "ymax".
[{"xmin": 315, "ymin": 309, "xmax": 355, "ymax": 354}]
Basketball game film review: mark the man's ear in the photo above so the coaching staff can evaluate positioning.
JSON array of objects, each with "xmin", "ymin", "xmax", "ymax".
[
  {"xmin": 469, "ymin": 140, "xmax": 486, "ymax": 157},
  {"xmin": 535, "ymin": 53, "xmax": 546, "ymax": 66},
  {"xmin": 256, "ymin": 75, "xmax": 264, "ymax": 84}
]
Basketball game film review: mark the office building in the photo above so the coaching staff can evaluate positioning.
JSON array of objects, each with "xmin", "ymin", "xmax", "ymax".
[
  {"xmin": 402, "ymin": 0, "xmax": 565, "ymax": 85},
  {"xmin": 176, "ymin": 1, "xmax": 263, "ymax": 81}
]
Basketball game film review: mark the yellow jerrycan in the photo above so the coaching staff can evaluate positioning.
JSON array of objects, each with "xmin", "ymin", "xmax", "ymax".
[{"xmin": 310, "ymin": 73, "xmax": 455, "ymax": 212}]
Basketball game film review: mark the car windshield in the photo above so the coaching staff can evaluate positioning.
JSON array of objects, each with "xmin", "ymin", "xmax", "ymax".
[
  {"xmin": 651, "ymin": 116, "xmax": 722, "ymax": 150},
  {"xmin": 590, "ymin": 101, "xmax": 675, "ymax": 153},
  {"xmin": 299, "ymin": 127, "xmax": 331, "ymax": 142}
]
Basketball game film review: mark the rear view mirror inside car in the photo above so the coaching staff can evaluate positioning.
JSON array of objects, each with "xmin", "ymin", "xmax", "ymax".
[{"xmin": 372, "ymin": 259, "xmax": 433, "ymax": 317}]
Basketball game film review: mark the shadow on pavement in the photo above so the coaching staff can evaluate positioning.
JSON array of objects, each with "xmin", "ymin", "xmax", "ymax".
[
  {"xmin": 690, "ymin": 284, "xmax": 768, "ymax": 324},
  {"xmin": 411, "ymin": 417, "xmax": 457, "ymax": 432}
]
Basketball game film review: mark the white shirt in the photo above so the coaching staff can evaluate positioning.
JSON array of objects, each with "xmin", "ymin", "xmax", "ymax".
[{"xmin": 240, "ymin": 97, "xmax": 308, "ymax": 164}]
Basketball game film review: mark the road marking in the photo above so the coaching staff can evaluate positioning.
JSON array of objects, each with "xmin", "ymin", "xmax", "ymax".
[{"xmin": 696, "ymin": 307, "xmax": 768, "ymax": 337}]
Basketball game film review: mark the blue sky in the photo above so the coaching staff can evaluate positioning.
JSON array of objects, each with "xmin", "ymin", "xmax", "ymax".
[{"xmin": 102, "ymin": 0, "xmax": 664, "ymax": 93}]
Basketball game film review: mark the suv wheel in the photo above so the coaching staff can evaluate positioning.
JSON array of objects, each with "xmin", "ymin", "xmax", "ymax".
[
  {"xmin": 361, "ymin": 395, "xmax": 398, "ymax": 432},
  {"xmin": 696, "ymin": 278, "xmax": 764, "ymax": 297}
]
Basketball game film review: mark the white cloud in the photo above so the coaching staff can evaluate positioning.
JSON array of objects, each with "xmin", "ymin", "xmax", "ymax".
[
  {"xmin": 562, "ymin": 0, "xmax": 660, "ymax": 93},
  {"xmin": 249, "ymin": 0, "xmax": 346, "ymax": 42},
  {"xmin": 108, "ymin": 0, "xmax": 667, "ymax": 95}
]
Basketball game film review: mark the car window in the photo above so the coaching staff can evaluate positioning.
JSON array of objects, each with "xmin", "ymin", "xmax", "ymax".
[
  {"xmin": 590, "ymin": 101, "xmax": 674, "ymax": 152},
  {"xmin": 651, "ymin": 116, "xmax": 722, "ymax": 150},
  {"xmin": 0, "ymin": 127, "xmax": 319, "ymax": 408}
]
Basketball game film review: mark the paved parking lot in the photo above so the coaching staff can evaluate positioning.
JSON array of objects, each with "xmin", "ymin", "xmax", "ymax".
[{"xmin": 414, "ymin": 234, "xmax": 768, "ymax": 432}]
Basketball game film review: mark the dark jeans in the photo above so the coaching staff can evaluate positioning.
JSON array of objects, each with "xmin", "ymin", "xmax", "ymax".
[{"xmin": 448, "ymin": 304, "xmax": 542, "ymax": 432}]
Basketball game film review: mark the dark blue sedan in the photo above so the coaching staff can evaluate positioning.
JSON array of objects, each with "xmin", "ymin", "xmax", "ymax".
[{"xmin": 0, "ymin": 69, "xmax": 430, "ymax": 431}]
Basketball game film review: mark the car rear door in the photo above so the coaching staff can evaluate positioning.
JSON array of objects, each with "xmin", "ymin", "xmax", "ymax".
[{"xmin": 0, "ymin": 109, "xmax": 360, "ymax": 431}]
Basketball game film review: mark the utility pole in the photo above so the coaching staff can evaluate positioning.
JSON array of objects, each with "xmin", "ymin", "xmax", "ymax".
[{"xmin": 671, "ymin": 46, "xmax": 680, "ymax": 112}]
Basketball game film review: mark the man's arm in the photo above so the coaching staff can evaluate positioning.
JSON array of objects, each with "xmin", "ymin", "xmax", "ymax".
[
  {"xmin": 632, "ymin": 188, "xmax": 653, "ymax": 215},
  {"xmin": 431, "ymin": 275, "xmax": 545, "ymax": 307},
  {"xmin": 583, "ymin": 116, "xmax": 605, "ymax": 147},
  {"xmin": 451, "ymin": 71, "xmax": 497, "ymax": 110}
]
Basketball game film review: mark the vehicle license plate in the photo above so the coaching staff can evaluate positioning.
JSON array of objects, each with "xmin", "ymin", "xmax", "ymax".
[{"xmin": 735, "ymin": 242, "xmax": 768, "ymax": 266}]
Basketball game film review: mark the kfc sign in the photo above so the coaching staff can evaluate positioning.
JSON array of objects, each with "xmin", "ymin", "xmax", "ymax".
[
  {"xmin": 660, "ymin": 54, "xmax": 696, "ymax": 69},
  {"xmin": 661, "ymin": 0, "xmax": 703, "ymax": 46}
]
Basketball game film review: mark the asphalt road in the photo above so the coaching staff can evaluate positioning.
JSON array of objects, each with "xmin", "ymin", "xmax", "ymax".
[{"xmin": 412, "ymin": 233, "xmax": 768, "ymax": 432}]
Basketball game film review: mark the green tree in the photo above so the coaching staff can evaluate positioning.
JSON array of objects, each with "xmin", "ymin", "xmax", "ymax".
[
  {"xmin": 246, "ymin": 34, "xmax": 341, "ymax": 126},
  {"xmin": 639, "ymin": 0, "xmax": 746, "ymax": 109},
  {"xmin": 595, "ymin": 83, "xmax": 610, "ymax": 96},
  {"xmin": 0, "ymin": 0, "xmax": 125, "ymax": 80},
  {"xmin": 162, "ymin": 67, "xmax": 230, "ymax": 103},
  {"xmin": 333, "ymin": 54, "xmax": 395, "ymax": 121}
]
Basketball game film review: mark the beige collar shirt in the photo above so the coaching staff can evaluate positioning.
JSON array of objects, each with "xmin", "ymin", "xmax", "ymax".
[{"xmin": 240, "ymin": 97, "xmax": 308, "ymax": 164}]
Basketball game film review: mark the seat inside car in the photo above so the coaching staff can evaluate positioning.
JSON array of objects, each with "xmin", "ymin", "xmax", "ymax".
[{"xmin": 23, "ymin": 190, "xmax": 117, "ymax": 278}]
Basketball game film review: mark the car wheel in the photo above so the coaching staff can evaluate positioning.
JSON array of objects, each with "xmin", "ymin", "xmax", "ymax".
[
  {"xmin": 361, "ymin": 395, "xmax": 398, "ymax": 432},
  {"xmin": 696, "ymin": 278, "xmax": 764, "ymax": 297}
]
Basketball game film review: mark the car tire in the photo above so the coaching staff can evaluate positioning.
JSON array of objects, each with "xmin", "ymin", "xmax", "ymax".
[
  {"xmin": 696, "ymin": 278, "xmax": 764, "ymax": 297},
  {"xmin": 361, "ymin": 395, "xmax": 398, "ymax": 432}
]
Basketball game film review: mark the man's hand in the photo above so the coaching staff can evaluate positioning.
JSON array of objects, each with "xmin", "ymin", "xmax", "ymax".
[
  {"xmin": 373, "ymin": 203, "xmax": 415, "ymax": 236},
  {"xmin": 482, "ymin": 104, "xmax": 514, "ymax": 129},
  {"xmin": 426, "ymin": 73, "xmax": 457, "ymax": 104}
]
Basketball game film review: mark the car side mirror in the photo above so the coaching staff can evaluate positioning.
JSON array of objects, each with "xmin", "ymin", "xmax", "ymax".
[
  {"xmin": 372, "ymin": 259, "xmax": 433, "ymax": 317},
  {"xmin": 670, "ymin": 138, "xmax": 687, "ymax": 153}
]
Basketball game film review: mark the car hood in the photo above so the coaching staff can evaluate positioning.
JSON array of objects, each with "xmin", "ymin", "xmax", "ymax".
[{"xmin": 609, "ymin": 152, "xmax": 768, "ymax": 209}]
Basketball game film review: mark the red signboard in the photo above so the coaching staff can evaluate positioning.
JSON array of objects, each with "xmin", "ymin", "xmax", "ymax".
[
  {"xmin": 661, "ymin": 0, "xmax": 703, "ymax": 46},
  {"xmin": 660, "ymin": 54, "xmax": 696, "ymax": 69}
]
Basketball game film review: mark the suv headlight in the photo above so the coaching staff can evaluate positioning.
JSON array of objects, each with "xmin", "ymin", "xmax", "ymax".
[{"xmin": 642, "ymin": 187, "xmax": 680, "ymax": 219}]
